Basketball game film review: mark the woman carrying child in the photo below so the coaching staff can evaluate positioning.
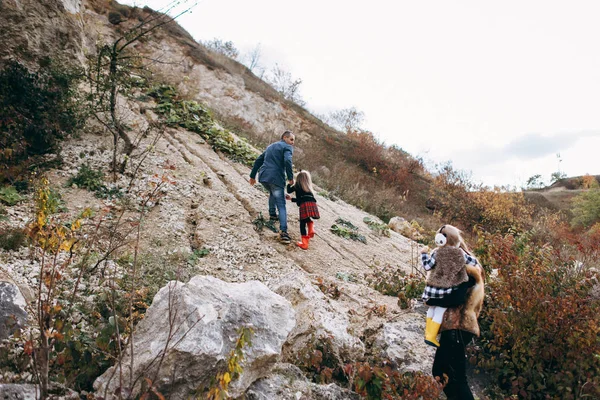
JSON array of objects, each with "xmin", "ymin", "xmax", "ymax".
[
  {"xmin": 287, "ymin": 170, "xmax": 320, "ymax": 250},
  {"xmin": 420, "ymin": 224, "xmax": 480, "ymax": 347}
]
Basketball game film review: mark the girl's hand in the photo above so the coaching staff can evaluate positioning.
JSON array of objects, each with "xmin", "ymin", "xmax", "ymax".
[
  {"xmin": 285, "ymin": 194, "xmax": 291, "ymax": 200},
  {"xmin": 420, "ymin": 246, "xmax": 430, "ymax": 254}
]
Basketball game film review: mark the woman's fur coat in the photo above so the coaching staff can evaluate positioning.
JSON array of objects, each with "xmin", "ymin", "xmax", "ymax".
[{"xmin": 440, "ymin": 264, "xmax": 485, "ymax": 336}]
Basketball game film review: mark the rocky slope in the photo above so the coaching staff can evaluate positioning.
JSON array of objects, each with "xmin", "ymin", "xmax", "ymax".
[{"xmin": 0, "ymin": 0, "xmax": 449, "ymax": 398}]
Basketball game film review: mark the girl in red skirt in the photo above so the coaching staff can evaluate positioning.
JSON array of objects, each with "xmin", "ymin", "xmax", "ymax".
[{"xmin": 287, "ymin": 170, "xmax": 320, "ymax": 249}]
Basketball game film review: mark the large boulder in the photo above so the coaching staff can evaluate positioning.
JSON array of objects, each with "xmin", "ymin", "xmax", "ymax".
[
  {"xmin": 0, "ymin": 384, "xmax": 78, "ymax": 399},
  {"xmin": 388, "ymin": 217, "xmax": 423, "ymax": 241},
  {"xmin": 244, "ymin": 363, "xmax": 359, "ymax": 400},
  {"xmin": 271, "ymin": 273, "xmax": 365, "ymax": 365},
  {"xmin": 0, "ymin": 384, "xmax": 39, "ymax": 399},
  {"xmin": 0, "ymin": 281, "xmax": 28, "ymax": 340},
  {"xmin": 94, "ymin": 276, "xmax": 295, "ymax": 399},
  {"xmin": 372, "ymin": 314, "xmax": 435, "ymax": 374}
]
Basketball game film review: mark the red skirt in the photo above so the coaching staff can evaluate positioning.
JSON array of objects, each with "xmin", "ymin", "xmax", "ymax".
[{"xmin": 299, "ymin": 201, "xmax": 320, "ymax": 220}]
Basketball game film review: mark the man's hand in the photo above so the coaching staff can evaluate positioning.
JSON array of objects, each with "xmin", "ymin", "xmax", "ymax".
[
  {"xmin": 288, "ymin": 179, "xmax": 294, "ymax": 186},
  {"xmin": 249, "ymin": 178, "xmax": 256, "ymax": 186}
]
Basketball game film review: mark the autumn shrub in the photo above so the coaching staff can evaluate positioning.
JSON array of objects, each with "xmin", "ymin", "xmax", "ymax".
[
  {"xmin": 292, "ymin": 336, "xmax": 441, "ymax": 399},
  {"xmin": 314, "ymin": 277, "xmax": 342, "ymax": 300},
  {"xmin": 0, "ymin": 172, "xmax": 178, "ymax": 394},
  {"xmin": 342, "ymin": 132, "xmax": 424, "ymax": 196},
  {"xmin": 471, "ymin": 188, "xmax": 534, "ymax": 233},
  {"xmin": 294, "ymin": 336, "xmax": 344, "ymax": 384},
  {"xmin": 348, "ymin": 362, "xmax": 442, "ymax": 400},
  {"xmin": 429, "ymin": 163, "xmax": 534, "ymax": 233},
  {"xmin": 474, "ymin": 230, "xmax": 600, "ymax": 399},
  {"xmin": 428, "ymin": 162, "xmax": 479, "ymax": 227},
  {"xmin": 581, "ymin": 174, "xmax": 599, "ymax": 189},
  {"xmin": 367, "ymin": 264, "xmax": 424, "ymax": 300},
  {"xmin": 204, "ymin": 327, "xmax": 253, "ymax": 399}
]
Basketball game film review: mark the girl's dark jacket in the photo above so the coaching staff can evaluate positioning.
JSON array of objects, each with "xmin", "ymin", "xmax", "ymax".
[{"xmin": 286, "ymin": 184, "xmax": 317, "ymax": 206}]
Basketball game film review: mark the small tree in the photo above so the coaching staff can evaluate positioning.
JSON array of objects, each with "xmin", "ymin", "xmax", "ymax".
[
  {"xmin": 265, "ymin": 63, "xmax": 305, "ymax": 105},
  {"xmin": 550, "ymin": 170, "xmax": 567, "ymax": 184},
  {"xmin": 326, "ymin": 107, "xmax": 365, "ymax": 133},
  {"xmin": 88, "ymin": 1, "xmax": 196, "ymax": 179},
  {"xmin": 525, "ymin": 174, "xmax": 545, "ymax": 190},
  {"xmin": 203, "ymin": 38, "xmax": 239, "ymax": 59},
  {"xmin": 242, "ymin": 43, "xmax": 265, "ymax": 78}
]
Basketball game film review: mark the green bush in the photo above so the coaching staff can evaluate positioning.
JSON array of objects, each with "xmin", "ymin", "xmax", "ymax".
[
  {"xmin": 67, "ymin": 164, "xmax": 105, "ymax": 192},
  {"xmin": 0, "ymin": 59, "xmax": 83, "ymax": 182},
  {"xmin": 0, "ymin": 227, "xmax": 29, "ymax": 251},
  {"xmin": 571, "ymin": 188, "xmax": 600, "ymax": 228},
  {"xmin": 330, "ymin": 218, "xmax": 367, "ymax": 243},
  {"xmin": 0, "ymin": 186, "xmax": 25, "ymax": 206},
  {"xmin": 363, "ymin": 217, "xmax": 390, "ymax": 237},
  {"xmin": 108, "ymin": 11, "xmax": 122, "ymax": 25},
  {"xmin": 148, "ymin": 85, "xmax": 258, "ymax": 166}
]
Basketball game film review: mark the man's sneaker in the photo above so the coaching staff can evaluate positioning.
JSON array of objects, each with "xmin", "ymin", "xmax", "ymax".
[
  {"xmin": 269, "ymin": 214, "xmax": 278, "ymax": 222},
  {"xmin": 279, "ymin": 232, "xmax": 291, "ymax": 244}
]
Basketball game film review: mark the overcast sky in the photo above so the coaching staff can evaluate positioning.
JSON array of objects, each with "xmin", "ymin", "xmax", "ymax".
[{"xmin": 123, "ymin": 0, "xmax": 600, "ymax": 188}]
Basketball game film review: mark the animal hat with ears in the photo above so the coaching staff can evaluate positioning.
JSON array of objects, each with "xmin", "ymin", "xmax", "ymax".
[
  {"xmin": 428, "ymin": 224, "xmax": 471, "ymax": 289},
  {"xmin": 435, "ymin": 224, "xmax": 471, "ymax": 255}
]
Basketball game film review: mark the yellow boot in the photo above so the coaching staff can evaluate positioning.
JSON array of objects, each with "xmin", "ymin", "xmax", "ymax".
[
  {"xmin": 424, "ymin": 317, "xmax": 433, "ymax": 344},
  {"xmin": 424, "ymin": 318, "xmax": 441, "ymax": 348}
]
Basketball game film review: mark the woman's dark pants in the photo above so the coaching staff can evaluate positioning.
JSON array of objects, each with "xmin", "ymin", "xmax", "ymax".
[{"xmin": 432, "ymin": 329, "xmax": 475, "ymax": 400}]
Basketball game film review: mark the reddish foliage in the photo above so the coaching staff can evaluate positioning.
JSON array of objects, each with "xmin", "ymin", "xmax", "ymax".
[
  {"xmin": 351, "ymin": 361, "xmax": 442, "ymax": 400},
  {"xmin": 475, "ymin": 229, "xmax": 600, "ymax": 399}
]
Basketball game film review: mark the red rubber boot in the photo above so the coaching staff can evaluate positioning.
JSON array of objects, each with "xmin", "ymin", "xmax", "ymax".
[
  {"xmin": 307, "ymin": 221, "xmax": 315, "ymax": 238},
  {"xmin": 296, "ymin": 235, "xmax": 310, "ymax": 250}
]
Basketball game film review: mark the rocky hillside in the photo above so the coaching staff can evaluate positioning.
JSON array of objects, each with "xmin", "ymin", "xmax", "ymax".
[{"xmin": 0, "ymin": 0, "xmax": 461, "ymax": 398}]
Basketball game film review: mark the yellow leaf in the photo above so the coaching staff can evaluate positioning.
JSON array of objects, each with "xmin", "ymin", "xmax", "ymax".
[
  {"xmin": 222, "ymin": 372, "xmax": 231, "ymax": 385},
  {"xmin": 60, "ymin": 238, "xmax": 76, "ymax": 252}
]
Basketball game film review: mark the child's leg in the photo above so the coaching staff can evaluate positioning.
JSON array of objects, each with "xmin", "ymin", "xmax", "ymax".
[
  {"xmin": 427, "ymin": 306, "xmax": 435, "ymax": 320},
  {"xmin": 297, "ymin": 218, "xmax": 311, "ymax": 250},
  {"xmin": 425, "ymin": 306, "xmax": 446, "ymax": 347},
  {"xmin": 299, "ymin": 219, "xmax": 308, "ymax": 236},
  {"xmin": 432, "ymin": 306, "xmax": 447, "ymax": 324}
]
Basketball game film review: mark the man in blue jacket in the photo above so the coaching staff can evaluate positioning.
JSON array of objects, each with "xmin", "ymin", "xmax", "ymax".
[{"xmin": 249, "ymin": 130, "xmax": 295, "ymax": 244}]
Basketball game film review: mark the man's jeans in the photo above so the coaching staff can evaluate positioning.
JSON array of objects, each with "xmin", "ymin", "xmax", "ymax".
[{"xmin": 262, "ymin": 182, "xmax": 287, "ymax": 233}]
